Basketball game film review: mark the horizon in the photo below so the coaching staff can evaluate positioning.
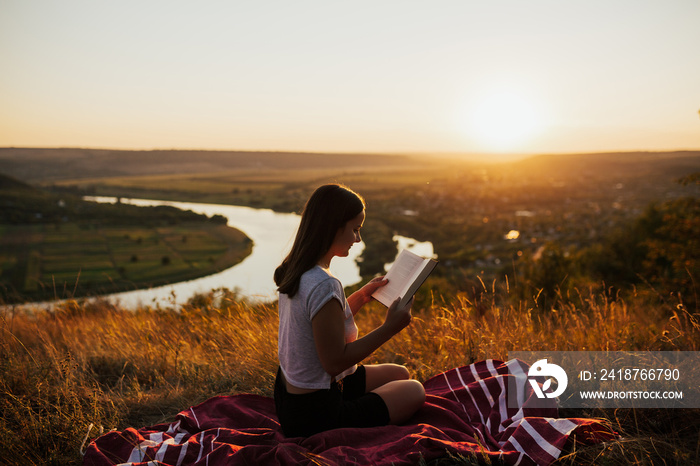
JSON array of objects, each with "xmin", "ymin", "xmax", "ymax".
[
  {"xmin": 1, "ymin": 1, "xmax": 699, "ymax": 155},
  {"xmin": 2, "ymin": 145, "xmax": 699, "ymax": 157}
]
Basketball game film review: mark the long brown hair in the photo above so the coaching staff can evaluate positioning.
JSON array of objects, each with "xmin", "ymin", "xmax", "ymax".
[{"xmin": 274, "ymin": 184, "xmax": 365, "ymax": 297}]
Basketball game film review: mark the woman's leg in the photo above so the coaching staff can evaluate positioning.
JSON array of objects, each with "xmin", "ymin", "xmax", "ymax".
[
  {"xmin": 365, "ymin": 364, "xmax": 425, "ymax": 424},
  {"xmin": 364, "ymin": 363, "xmax": 410, "ymax": 391}
]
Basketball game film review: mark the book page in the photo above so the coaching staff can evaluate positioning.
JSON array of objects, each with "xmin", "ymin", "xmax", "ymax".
[{"xmin": 372, "ymin": 250, "xmax": 426, "ymax": 307}]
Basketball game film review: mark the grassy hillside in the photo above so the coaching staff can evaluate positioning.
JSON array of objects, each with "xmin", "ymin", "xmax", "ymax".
[{"xmin": 1, "ymin": 287, "xmax": 698, "ymax": 465}]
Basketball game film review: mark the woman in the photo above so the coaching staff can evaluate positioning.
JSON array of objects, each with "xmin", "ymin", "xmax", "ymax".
[{"xmin": 274, "ymin": 183, "xmax": 425, "ymax": 437}]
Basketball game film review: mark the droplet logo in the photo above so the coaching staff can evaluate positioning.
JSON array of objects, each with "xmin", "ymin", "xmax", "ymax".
[{"xmin": 528, "ymin": 359, "xmax": 568, "ymax": 398}]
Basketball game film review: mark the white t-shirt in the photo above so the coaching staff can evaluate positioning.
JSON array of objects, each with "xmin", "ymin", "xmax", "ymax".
[{"xmin": 278, "ymin": 266, "xmax": 358, "ymax": 389}]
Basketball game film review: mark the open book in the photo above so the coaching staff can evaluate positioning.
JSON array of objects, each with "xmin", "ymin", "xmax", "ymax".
[{"xmin": 371, "ymin": 249, "xmax": 438, "ymax": 308}]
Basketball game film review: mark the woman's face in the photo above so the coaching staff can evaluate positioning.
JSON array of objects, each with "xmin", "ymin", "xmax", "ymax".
[{"xmin": 330, "ymin": 210, "xmax": 365, "ymax": 258}]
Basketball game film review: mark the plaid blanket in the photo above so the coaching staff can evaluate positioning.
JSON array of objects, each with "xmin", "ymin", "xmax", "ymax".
[{"xmin": 84, "ymin": 360, "xmax": 615, "ymax": 465}]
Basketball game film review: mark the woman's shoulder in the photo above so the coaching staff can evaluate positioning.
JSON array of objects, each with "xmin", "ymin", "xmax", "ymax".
[
  {"xmin": 300, "ymin": 266, "xmax": 342, "ymax": 293},
  {"xmin": 301, "ymin": 265, "xmax": 334, "ymax": 283},
  {"xmin": 298, "ymin": 267, "xmax": 346, "ymax": 315}
]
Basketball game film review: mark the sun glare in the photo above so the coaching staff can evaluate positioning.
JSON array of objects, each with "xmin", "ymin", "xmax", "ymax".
[{"xmin": 466, "ymin": 89, "xmax": 544, "ymax": 152}]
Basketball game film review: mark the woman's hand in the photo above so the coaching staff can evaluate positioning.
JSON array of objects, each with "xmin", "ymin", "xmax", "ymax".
[
  {"xmin": 382, "ymin": 297, "xmax": 413, "ymax": 335},
  {"xmin": 361, "ymin": 276, "xmax": 388, "ymax": 300},
  {"xmin": 348, "ymin": 275, "xmax": 388, "ymax": 314}
]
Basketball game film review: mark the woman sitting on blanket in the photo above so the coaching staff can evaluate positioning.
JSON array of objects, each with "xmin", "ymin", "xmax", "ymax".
[{"xmin": 274, "ymin": 183, "xmax": 426, "ymax": 437}]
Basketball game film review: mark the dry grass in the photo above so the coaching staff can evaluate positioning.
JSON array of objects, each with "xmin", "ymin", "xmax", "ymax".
[{"xmin": 1, "ymin": 286, "xmax": 698, "ymax": 465}]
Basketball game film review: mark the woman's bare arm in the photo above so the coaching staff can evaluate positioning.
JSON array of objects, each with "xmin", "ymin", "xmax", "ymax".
[{"xmin": 312, "ymin": 296, "xmax": 411, "ymax": 377}]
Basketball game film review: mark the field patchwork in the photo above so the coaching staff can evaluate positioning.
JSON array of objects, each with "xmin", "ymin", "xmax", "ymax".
[{"xmin": 0, "ymin": 222, "xmax": 251, "ymax": 302}]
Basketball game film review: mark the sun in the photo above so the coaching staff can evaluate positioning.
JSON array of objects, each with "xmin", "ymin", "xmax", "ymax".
[{"xmin": 465, "ymin": 88, "xmax": 544, "ymax": 152}]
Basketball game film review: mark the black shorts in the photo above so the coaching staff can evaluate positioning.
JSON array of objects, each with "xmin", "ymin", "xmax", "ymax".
[{"xmin": 274, "ymin": 365, "xmax": 391, "ymax": 437}]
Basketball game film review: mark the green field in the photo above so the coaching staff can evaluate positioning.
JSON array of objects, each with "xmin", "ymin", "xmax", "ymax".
[
  {"xmin": 0, "ymin": 221, "xmax": 252, "ymax": 303},
  {"xmin": 48, "ymin": 165, "xmax": 443, "ymax": 212},
  {"xmin": 0, "ymin": 172, "xmax": 254, "ymax": 303}
]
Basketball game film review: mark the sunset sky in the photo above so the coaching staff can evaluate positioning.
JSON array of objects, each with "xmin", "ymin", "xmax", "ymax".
[{"xmin": 1, "ymin": 0, "xmax": 699, "ymax": 155}]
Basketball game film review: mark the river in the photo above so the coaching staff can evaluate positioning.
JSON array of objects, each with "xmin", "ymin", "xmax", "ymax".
[{"xmin": 80, "ymin": 197, "xmax": 434, "ymax": 309}]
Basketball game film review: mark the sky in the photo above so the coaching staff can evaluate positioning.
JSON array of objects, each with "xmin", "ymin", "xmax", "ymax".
[{"xmin": 1, "ymin": 0, "xmax": 699, "ymax": 155}]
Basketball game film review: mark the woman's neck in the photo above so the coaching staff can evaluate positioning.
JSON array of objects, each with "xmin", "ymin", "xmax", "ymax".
[{"xmin": 317, "ymin": 253, "xmax": 333, "ymax": 270}]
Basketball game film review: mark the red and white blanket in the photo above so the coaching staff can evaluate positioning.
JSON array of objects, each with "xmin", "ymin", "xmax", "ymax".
[{"xmin": 84, "ymin": 360, "xmax": 615, "ymax": 465}]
